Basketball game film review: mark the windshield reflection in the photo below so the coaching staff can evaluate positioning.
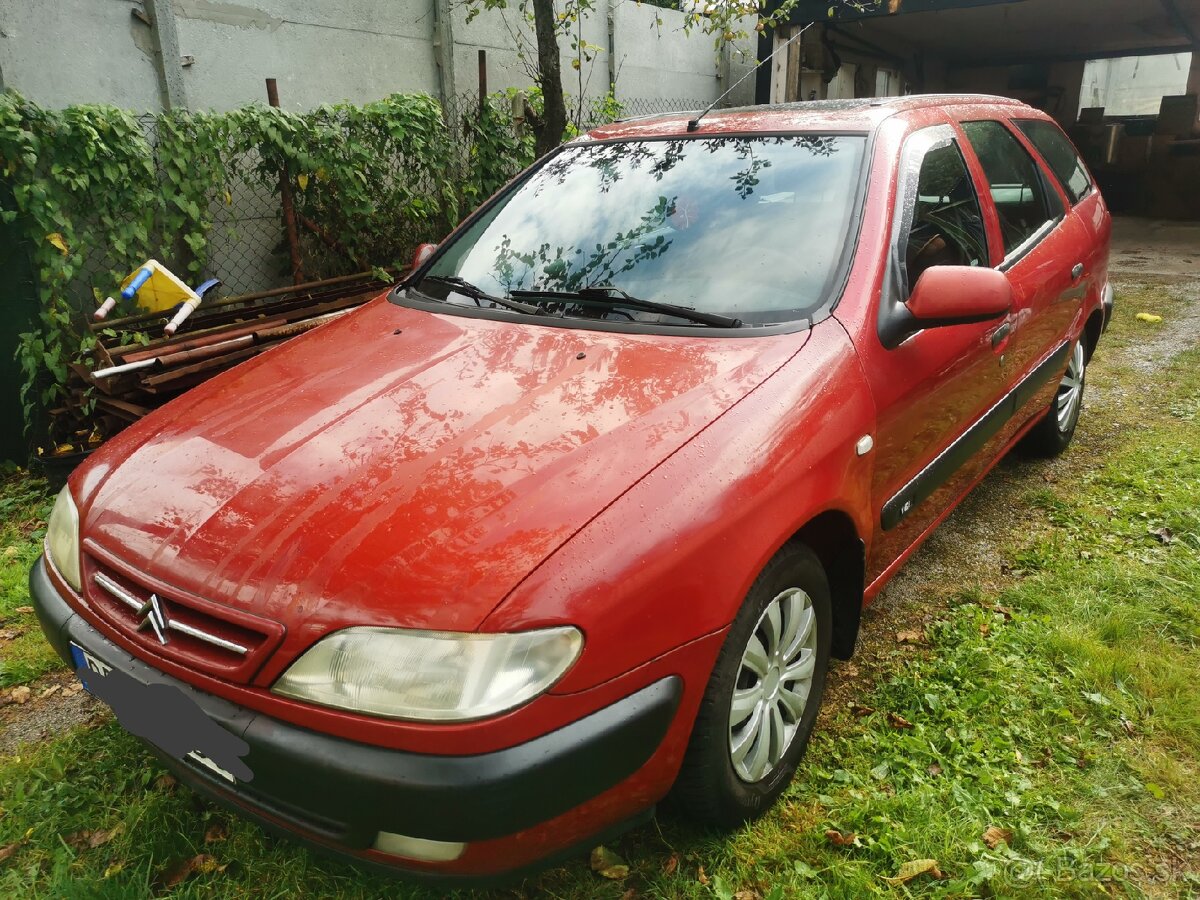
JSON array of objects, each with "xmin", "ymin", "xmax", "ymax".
[{"xmin": 423, "ymin": 135, "xmax": 866, "ymax": 327}]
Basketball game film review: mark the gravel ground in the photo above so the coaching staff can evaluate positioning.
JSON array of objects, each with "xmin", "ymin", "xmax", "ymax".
[
  {"xmin": 0, "ymin": 669, "xmax": 103, "ymax": 756},
  {"xmin": 1122, "ymin": 279, "xmax": 1200, "ymax": 373}
]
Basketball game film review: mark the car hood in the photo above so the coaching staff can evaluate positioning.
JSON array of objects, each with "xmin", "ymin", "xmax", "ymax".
[{"xmin": 76, "ymin": 297, "xmax": 805, "ymax": 636}]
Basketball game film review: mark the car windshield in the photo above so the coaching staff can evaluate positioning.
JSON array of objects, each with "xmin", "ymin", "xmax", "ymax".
[{"xmin": 416, "ymin": 134, "xmax": 868, "ymax": 328}]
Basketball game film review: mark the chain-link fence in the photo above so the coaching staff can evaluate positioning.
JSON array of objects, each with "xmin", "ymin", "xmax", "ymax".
[{"xmin": 69, "ymin": 93, "xmax": 711, "ymax": 311}]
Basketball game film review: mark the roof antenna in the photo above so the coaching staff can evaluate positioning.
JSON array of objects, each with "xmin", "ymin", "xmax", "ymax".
[{"xmin": 687, "ymin": 22, "xmax": 814, "ymax": 133}]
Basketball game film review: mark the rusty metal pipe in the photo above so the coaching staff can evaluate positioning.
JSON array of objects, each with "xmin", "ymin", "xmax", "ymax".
[{"xmin": 90, "ymin": 271, "xmax": 386, "ymax": 332}]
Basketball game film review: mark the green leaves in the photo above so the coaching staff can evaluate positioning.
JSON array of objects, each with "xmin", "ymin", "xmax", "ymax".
[{"xmin": 2, "ymin": 90, "xmax": 470, "ymax": 445}]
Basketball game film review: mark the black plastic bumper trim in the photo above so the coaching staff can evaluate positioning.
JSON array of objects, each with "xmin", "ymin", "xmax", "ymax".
[{"xmin": 29, "ymin": 556, "xmax": 681, "ymax": 846}]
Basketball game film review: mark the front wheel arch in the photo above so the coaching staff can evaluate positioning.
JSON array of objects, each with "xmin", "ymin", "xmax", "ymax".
[{"xmin": 791, "ymin": 510, "xmax": 865, "ymax": 660}]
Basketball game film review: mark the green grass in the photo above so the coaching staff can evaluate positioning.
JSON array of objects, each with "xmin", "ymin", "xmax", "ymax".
[
  {"xmin": 0, "ymin": 469, "xmax": 58, "ymax": 688},
  {"xmin": 1, "ymin": 286, "xmax": 1198, "ymax": 897}
]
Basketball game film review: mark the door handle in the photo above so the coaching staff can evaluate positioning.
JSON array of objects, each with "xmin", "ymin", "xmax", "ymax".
[
  {"xmin": 1071, "ymin": 263, "xmax": 1085, "ymax": 280},
  {"xmin": 990, "ymin": 322, "xmax": 1012, "ymax": 349}
]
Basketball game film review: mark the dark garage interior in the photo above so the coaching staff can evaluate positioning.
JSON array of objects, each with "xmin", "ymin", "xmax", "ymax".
[{"xmin": 758, "ymin": 0, "xmax": 1200, "ymax": 220}]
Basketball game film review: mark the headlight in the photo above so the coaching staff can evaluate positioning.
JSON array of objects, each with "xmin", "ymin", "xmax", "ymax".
[
  {"xmin": 45, "ymin": 486, "xmax": 81, "ymax": 592},
  {"xmin": 272, "ymin": 625, "xmax": 583, "ymax": 721}
]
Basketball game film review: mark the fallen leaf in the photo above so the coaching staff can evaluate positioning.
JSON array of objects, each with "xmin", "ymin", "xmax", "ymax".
[
  {"xmin": 3, "ymin": 546, "xmax": 18, "ymax": 557},
  {"xmin": 982, "ymin": 826, "xmax": 1013, "ymax": 849},
  {"xmin": 10, "ymin": 686, "xmax": 31, "ymax": 705},
  {"xmin": 1014, "ymin": 749, "xmax": 1024, "ymax": 763},
  {"xmin": 825, "ymin": 829, "xmax": 859, "ymax": 847},
  {"xmin": 621, "ymin": 889, "xmax": 638, "ymax": 900},
  {"xmin": 154, "ymin": 854, "xmax": 224, "ymax": 891},
  {"xmin": 67, "ymin": 825, "xmax": 121, "ymax": 850},
  {"xmin": 698, "ymin": 864, "xmax": 709, "ymax": 885},
  {"xmin": 0, "ymin": 629, "xmax": 22, "ymax": 641},
  {"xmin": 979, "ymin": 621, "xmax": 991, "ymax": 636},
  {"xmin": 14, "ymin": 606, "xmax": 33, "ymax": 614},
  {"xmin": 927, "ymin": 763, "xmax": 943, "ymax": 776},
  {"xmin": 896, "ymin": 629, "xmax": 924, "ymax": 644},
  {"xmin": 38, "ymin": 685, "xmax": 61, "ymax": 700},
  {"xmin": 64, "ymin": 682, "xmax": 84, "ymax": 695},
  {"xmin": 103, "ymin": 862, "xmax": 125, "ymax": 878},
  {"xmin": 663, "ymin": 852, "xmax": 680, "ymax": 876},
  {"xmin": 154, "ymin": 774, "xmax": 178, "ymax": 792},
  {"xmin": 589, "ymin": 845, "xmax": 629, "ymax": 880},
  {"xmin": 993, "ymin": 605, "xmax": 1014, "ymax": 620},
  {"xmin": 734, "ymin": 890, "xmax": 761, "ymax": 900},
  {"xmin": 204, "ymin": 822, "xmax": 228, "ymax": 844},
  {"xmin": 887, "ymin": 712, "xmax": 913, "ymax": 729},
  {"xmin": 296, "ymin": 173, "xmax": 309, "ymax": 191},
  {"xmin": 882, "ymin": 858, "xmax": 942, "ymax": 885},
  {"xmin": 1120, "ymin": 714, "xmax": 1136, "ymax": 736},
  {"xmin": 46, "ymin": 232, "xmax": 69, "ymax": 256},
  {"xmin": 1149, "ymin": 526, "xmax": 1174, "ymax": 545},
  {"xmin": 849, "ymin": 702, "xmax": 874, "ymax": 717},
  {"xmin": 1135, "ymin": 312, "xmax": 1163, "ymax": 323},
  {"xmin": 0, "ymin": 842, "xmax": 19, "ymax": 863}
]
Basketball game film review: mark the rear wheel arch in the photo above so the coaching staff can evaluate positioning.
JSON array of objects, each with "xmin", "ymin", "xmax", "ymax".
[
  {"xmin": 1083, "ymin": 308, "xmax": 1104, "ymax": 362},
  {"xmin": 789, "ymin": 510, "xmax": 865, "ymax": 661}
]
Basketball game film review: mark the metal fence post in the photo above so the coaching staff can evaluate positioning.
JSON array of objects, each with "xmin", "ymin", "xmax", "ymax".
[
  {"xmin": 266, "ymin": 78, "xmax": 305, "ymax": 286},
  {"xmin": 478, "ymin": 50, "xmax": 488, "ymax": 115}
]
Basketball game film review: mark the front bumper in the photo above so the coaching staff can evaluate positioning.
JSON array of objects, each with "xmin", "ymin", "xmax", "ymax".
[{"xmin": 30, "ymin": 556, "xmax": 681, "ymax": 880}]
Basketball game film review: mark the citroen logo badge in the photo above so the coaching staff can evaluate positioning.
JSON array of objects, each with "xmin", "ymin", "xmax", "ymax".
[{"xmin": 136, "ymin": 593, "xmax": 169, "ymax": 644}]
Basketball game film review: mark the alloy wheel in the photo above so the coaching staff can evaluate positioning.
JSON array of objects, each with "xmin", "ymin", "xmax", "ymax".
[
  {"xmin": 1056, "ymin": 341, "xmax": 1086, "ymax": 433},
  {"xmin": 728, "ymin": 587, "xmax": 818, "ymax": 783}
]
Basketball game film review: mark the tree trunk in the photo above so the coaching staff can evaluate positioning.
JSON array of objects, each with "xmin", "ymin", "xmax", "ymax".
[{"xmin": 531, "ymin": 0, "xmax": 567, "ymax": 157}]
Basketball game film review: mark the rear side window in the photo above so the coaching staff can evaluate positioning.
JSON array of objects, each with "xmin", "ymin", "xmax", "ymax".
[
  {"xmin": 1015, "ymin": 119, "xmax": 1092, "ymax": 204},
  {"xmin": 961, "ymin": 120, "xmax": 1064, "ymax": 258},
  {"xmin": 904, "ymin": 141, "xmax": 989, "ymax": 290}
]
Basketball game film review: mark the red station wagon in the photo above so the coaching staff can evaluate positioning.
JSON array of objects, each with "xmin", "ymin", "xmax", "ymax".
[{"xmin": 32, "ymin": 94, "xmax": 1111, "ymax": 882}]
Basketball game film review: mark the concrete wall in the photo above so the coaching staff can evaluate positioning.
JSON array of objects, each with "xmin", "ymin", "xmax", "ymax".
[
  {"xmin": 0, "ymin": 0, "xmax": 753, "ymax": 112},
  {"xmin": 612, "ymin": 5, "xmax": 755, "ymax": 105},
  {"xmin": 0, "ymin": 0, "xmax": 163, "ymax": 110},
  {"xmin": 174, "ymin": 0, "xmax": 439, "ymax": 111}
]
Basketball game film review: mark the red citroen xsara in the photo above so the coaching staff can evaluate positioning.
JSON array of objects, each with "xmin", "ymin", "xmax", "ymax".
[{"xmin": 32, "ymin": 95, "xmax": 1111, "ymax": 882}]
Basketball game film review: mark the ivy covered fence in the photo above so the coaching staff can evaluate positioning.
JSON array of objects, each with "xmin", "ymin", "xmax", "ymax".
[{"xmin": 0, "ymin": 89, "xmax": 548, "ymax": 452}]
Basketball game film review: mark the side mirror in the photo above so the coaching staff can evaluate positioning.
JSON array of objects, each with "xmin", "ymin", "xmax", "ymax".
[
  {"xmin": 410, "ymin": 243, "xmax": 438, "ymax": 272},
  {"xmin": 906, "ymin": 266, "xmax": 1011, "ymax": 327}
]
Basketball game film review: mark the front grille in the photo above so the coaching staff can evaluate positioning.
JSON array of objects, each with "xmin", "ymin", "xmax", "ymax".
[{"xmin": 82, "ymin": 551, "xmax": 284, "ymax": 684}]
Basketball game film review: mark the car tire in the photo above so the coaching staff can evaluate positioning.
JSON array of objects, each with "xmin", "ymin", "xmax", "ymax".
[
  {"xmin": 1021, "ymin": 338, "xmax": 1087, "ymax": 458},
  {"xmin": 672, "ymin": 541, "xmax": 832, "ymax": 828}
]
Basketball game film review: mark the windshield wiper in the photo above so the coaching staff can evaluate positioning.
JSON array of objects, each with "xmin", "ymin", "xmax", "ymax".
[
  {"xmin": 422, "ymin": 275, "xmax": 543, "ymax": 316},
  {"xmin": 511, "ymin": 285, "xmax": 743, "ymax": 328}
]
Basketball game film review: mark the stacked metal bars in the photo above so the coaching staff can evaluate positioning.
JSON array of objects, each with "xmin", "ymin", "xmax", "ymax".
[{"xmin": 71, "ymin": 273, "xmax": 395, "ymax": 438}]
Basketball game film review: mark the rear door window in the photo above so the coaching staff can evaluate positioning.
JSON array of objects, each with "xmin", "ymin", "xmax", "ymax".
[
  {"xmin": 961, "ymin": 120, "xmax": 1064, "ymax": 259},
  {"xmin": 1014, "ymin": 119, "xmax": 1093, "ymax": 204}
]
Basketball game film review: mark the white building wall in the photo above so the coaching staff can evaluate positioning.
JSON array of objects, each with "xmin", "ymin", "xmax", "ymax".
[
  {"xmin": 1079, "ymin": 52, "xmax": 1193, "ymax": 117},
  {"xmin": 0, "ymin": 0, "xmax": 755, "ymax": 112}
]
